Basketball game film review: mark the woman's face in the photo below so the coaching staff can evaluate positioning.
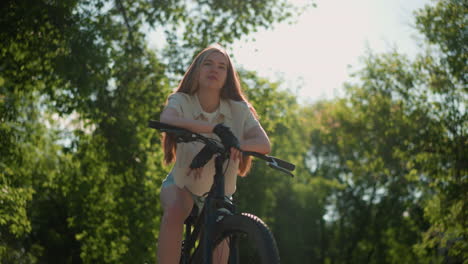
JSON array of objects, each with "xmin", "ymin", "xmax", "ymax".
[{"xmin": 198, "ymin": 52, "xmax": 228, "ymax": 92}]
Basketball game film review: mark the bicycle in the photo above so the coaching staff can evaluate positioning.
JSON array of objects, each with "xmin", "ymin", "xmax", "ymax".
[{"xmin": 149, "ymin": 120, "xmax": 295, "ymax": 264}]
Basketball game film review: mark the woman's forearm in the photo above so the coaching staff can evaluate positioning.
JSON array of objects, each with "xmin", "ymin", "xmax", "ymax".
[
  {"xmin": 160, "ymin": 115, "xmax": 215, "ymax": 134},
  {"xmin": 241, "ymin": 137, "xmax": 271, "ymax": 154},
  {"xmin": 161, "ymin": 109, "xmax": 271, "ymax": 153}
]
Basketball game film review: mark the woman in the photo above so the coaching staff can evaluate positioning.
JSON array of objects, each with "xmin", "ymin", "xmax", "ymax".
[{"xmin": 158, "ymin": 44, "xmax": 271, "ymax": 263}]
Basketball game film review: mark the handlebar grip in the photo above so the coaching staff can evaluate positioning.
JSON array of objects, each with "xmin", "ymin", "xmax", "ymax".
[
  {"xmin": 268, "ymin": 162, "xmax": 295, "ymax": 177},
  {"xmin": 148, "ymin": 120, "xmax": 188, "ymax": 132},
  {"xmin": 243, "ymin": 151, "xmax": 295, "ymax": 172}
]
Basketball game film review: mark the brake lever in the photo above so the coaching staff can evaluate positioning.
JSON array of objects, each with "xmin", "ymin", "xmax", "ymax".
[
  {"xmin": 267, "ymin": 156, "xmax": 295, "ymax": 172},
  {"xmin": 267, "ymin": 162, "xmax": 295, "ymax": 177}
]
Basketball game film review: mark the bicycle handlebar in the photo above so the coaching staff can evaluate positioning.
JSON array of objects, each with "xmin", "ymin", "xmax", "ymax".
[{"xmin": 148, "ymin": 120, "xmax": 295, "ymax": 177}]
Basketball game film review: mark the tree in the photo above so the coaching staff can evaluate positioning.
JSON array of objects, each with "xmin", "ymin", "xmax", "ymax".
[
  {"xmin": 0, "ymin": 0, "xmax": 306, "ymax": 262},
  {"xmin": 300, "ymin": 0, "xmax": 466, "ymax": 263},
  {"xmin": 411, "ymin": 0, "xmax": 467, "ymax": 261}
]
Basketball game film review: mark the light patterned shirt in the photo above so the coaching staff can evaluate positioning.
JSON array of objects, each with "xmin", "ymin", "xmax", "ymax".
[{"xmin": 163, "ymin": 92, "xmax": 260, "ymax": 196}]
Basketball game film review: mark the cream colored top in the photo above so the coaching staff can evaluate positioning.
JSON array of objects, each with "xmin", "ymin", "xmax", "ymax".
[
  {"xmin": 164, "ymin": 92, "xmax": 260, "ymax": 196},
  {"xmin": 201, "ymin": 107, "xmax": 219, "ymax": 123}
]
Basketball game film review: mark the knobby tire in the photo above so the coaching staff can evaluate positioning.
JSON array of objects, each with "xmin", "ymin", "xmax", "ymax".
[{"xmin": 190, "ymin": 213, "xmax": 280, "ymax": 264}]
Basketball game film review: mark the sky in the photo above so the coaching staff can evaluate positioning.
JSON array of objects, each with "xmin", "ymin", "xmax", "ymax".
[
  {"xmin": 229, "ymin": 0, "xmax": 432, "ymax": 103},
  {"xmin": 147, "ymin": 0, "xmax": 432, "ymax": 104}
]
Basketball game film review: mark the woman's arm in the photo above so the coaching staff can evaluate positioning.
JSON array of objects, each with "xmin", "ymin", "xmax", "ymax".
[
  {"xmin": 160, "ymin": 108, "xmax": 215, "ymax": 133},
  {"xmin": 241, "ymin": 125, "xmax": 271, "ymax": 154},
  {"xmin": 161, "ymin": 107, "xmax": 270, "ymax": 154}
]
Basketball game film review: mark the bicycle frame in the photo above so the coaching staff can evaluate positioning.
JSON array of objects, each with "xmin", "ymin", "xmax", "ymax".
[{"xmin": 181, "ymin": 154, "xmax": 235, "ymax": 264}]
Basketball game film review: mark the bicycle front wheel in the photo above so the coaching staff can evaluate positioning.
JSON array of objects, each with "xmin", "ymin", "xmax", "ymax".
[{"xmin": 193, "ymin": 212, "xmax": 280, "ymax": 264}]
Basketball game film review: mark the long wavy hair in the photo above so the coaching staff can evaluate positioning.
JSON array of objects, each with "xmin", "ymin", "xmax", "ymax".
[{"xmin": 162, "ymin": 44, "xmax": 257, "ymax": 176}]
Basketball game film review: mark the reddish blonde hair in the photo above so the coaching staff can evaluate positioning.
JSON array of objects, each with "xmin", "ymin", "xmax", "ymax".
[{"xmin": 162, "ymin": 44, "xmax": 257, "ymax": 176}]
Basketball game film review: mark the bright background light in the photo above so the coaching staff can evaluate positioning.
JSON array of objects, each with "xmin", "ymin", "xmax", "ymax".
[{"xmin": 230, "ymin": 0, "xmax": 431, "ymax": 103}]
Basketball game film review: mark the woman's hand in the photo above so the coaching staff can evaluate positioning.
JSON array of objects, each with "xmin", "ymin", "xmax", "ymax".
[
  {"xmin": 230, "ymin": 147, "xmax": 241, "ymax": 161},
  {"xmin": 188, "ymin": 167, "xmax": 204, "ymax": 180},
  {"xmin": 213, "ymin": 123, "xmax": 240, "ymax": 149}
]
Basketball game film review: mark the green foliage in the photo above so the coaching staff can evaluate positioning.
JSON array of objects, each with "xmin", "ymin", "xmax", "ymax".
[
  {"xmin": 415, "ymin": 0, "xmax": 467, "ymax": 84},
  {"xmin": 297, "ymin": 1, "xmax": 467, "ymax": 263},
  {"xmin": 235, "ymin": 70, "xmax": 305, "ymax": 220},
  {"xmin": 0, "ymin": 0, "xmax": 306, "ymax": 263},
  {"xmin": 411, "ymin": 1, "xmax": 467, "ymax": 262}
]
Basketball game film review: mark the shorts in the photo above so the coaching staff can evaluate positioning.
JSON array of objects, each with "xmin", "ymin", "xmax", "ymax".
[{"xmin": 161, "ymin": 173, "xmax": 206, "ymax": 213}]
